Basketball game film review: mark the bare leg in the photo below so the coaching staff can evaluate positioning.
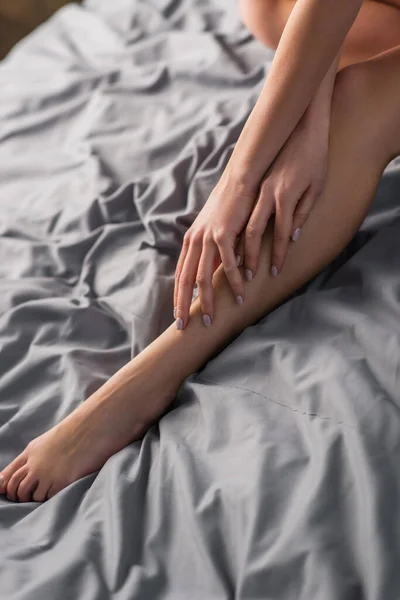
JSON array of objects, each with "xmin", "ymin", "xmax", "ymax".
[
  {"xmin": 240, "ymin": 0, "xmax": 400, "ymax": 68},
  {"xmin": 1, "ymin": 46, "xmax": 400, "ymax": 502}
]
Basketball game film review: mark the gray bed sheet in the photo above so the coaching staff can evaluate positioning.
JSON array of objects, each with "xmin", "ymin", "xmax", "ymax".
[{"xmin": 0, "ymin": 1, "xmax": 400, "ymax": 598}]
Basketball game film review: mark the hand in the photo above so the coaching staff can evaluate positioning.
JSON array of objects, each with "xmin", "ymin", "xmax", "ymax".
[
  {"xmin": 236, "ymin": 112, "xmax": 329, "ymax": 279},
  {"xmin": 173, "ymin": 173, "xmax": 258, "ymax": 330}
]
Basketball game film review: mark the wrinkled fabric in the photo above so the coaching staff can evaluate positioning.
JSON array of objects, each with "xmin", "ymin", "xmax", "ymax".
[{"xmin": 0, "ymin": 1, "xmax": 400, "ymax": 599}]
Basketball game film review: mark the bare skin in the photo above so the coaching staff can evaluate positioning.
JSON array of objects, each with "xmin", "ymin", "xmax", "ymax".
[
  {"xmin": 1, "ymin": 3, "xmax": 400, "ymax": 502},
  {"xmin": 173, "ymin": 0, "xmax": 364, "ymax": 330},
  {"xmin": 240, "ymin": 0, "xmax": 400, "ymax": 69}
]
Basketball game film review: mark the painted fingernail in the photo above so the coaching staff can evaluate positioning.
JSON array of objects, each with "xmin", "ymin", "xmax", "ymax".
[
  {"xmin": 271, "ymin": 265, "xmax": 278, "ymax": 277},
  {"xmin": 245, "ymin": 269, "xmax": 252, "ymax": 282},
  {"xmin": 236, "ymin": 254, "xmax": 241, "ymax": 267},
  {"xmin": 176, "ymin": 317, "xmax": 183, "ymax": 330},
  {"xmin": 236, "ymin": 295, "xmax": 243, "ymax": 305},
  {"xmin": 173, "ymin": 307, "xmax": 177, "ymax": 319},
  {"xmin": 203, "ymin": 314, "xmax": 211, "ymax": 327},
  {"xmin": 292, "ymin": 228, "xmax": 302, "ymax": 242}
]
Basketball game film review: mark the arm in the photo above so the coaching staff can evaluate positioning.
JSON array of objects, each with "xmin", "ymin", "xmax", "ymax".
[
  {"xmin": 235, "ymin": 44, "xmax": 344, "ymax": 276},
  {"xmin": 227, "ymin": 0, "xmax": 362, "ymax": 189},
  {"xmin": 173, "ymin": 0, "xmax": 362, "ymax": 329},
  {"xmin": 301, "ymin": 45, "xmax": 343, "ymax": 136}
]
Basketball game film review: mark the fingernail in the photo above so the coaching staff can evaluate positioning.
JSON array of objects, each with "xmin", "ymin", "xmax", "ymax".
[
  {"xmin": 176, "ymin": 317, "xmax": 183, "ymax": 330},
  {"xmin": 173, "ymin": 307, "xmax": 177, "ymax": 319},
  {"xmin": 236, "ymin": 254, "xmax": 241, "ymax": 267},
  {"xmin": 245, "ymin": 269, "xmax": 252, "ymax": 282},
  {"xmin": 236, "ymin": 295, "xmax": 243, "ymax": 305},
  {"xmin": 271, "ymin": 265, "xmax": 278, "ymax": 277},
  {"xmin": 0, "ymin": 474, "xmax": 4, "ymax": 489},
  {"xmin": 292, "ymin": 228, "xmax": 302, "ymax": 242},
  {"xmin": 203, "ymin": 314, "xmax": 211, "ymax": 327}
]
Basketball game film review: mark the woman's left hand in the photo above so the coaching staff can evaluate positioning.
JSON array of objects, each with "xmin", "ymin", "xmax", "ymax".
[{"xmin": 236, "ymin": 111, "xmax": 330, "ymax": 278}]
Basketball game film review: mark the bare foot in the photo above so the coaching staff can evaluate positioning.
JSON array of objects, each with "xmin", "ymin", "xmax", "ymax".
[{"xmin": 0, "ymin": 359, "xmax": 176, "ymax": 502}]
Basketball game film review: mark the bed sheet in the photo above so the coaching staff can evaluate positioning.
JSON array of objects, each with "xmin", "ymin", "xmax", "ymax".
[{"xmin": 0, "ymin": 1, "xmax": 400, "ymax": 598}]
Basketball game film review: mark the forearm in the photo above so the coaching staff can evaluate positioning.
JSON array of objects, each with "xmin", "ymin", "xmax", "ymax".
[
  {"xmin": 227, "ymin": 0, "xmax": 362, "ymax": 189},
  {"xmin": 302, "ymin": 45, "xmax": 343, "ymax": 131}
]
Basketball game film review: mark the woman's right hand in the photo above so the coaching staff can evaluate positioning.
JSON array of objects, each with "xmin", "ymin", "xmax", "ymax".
[{"xmin": 173, "ymin": 171, "xmax": 259, "ymax": 330}]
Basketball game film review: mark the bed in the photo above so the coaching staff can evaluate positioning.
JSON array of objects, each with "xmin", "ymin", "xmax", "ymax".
[{"xmin": 1, "ymin": 1, "xmax": 400, "ymax": 598}]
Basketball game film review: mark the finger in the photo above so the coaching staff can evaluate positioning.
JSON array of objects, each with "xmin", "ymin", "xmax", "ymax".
[
  {"xmin": 271, "ymin": 198, "xmax": 294, "ymax": 276},
  {"xmin": 235, "ymin": 234, "xmax": 245, "ymax": 268},
  {"xmin": 196, "ymin": 239, "xmax": 217, "ymax": 326},
  {"xmin": 291, "ymin": 185, "xmax": 319, "ymax": 241},
  {"xmin": 174, "ymin": 232, "xmax": 190, "ymax": 315},
  {"xmin": 217, "ymin": 232, "xmax": 245, "ymax": 305},
  {"xmin": 244, "ymin": 181, "xmax": 275, "ymax": 279},
  {"xmin": 176, "ymin": 242, "xmax": 203, "ymax": 329},
  {"xmin": 213, "ymin": 254, "xmax": 222, "ymax": 272}
]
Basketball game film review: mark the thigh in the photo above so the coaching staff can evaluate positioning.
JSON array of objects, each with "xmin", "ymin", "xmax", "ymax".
[
  {"xmin": 240, "ymin": 0, "xmax": 400, "ymax": 63},
  {"xmin": 375, "ymin": 0, "xmax": 400, "ymax": 8},
  {"xmin": 337, "ymin": 45, "xmax": 400, "ymax": 163}
]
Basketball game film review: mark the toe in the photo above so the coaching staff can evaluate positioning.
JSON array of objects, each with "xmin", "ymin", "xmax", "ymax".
[
  {"xmin": 47, "ymin": 482, "xmax": 63, "ymax": 501},
  {"xmin": 17, "ymin": 475, "xmax": 39, "ymax": 503},
  {"xmin": 32, "ymin": 479, "xmax": 51, "ymax": 503},
  {"xmin": 0, "ymin": 453, "xmax": 27, "ymax": 494},
  {"xmin": 6, "ymin": 465, "xmax": 29, "ymax": 502}
]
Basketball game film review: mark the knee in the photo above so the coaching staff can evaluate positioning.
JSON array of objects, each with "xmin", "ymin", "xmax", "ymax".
[
  {"xmin": 331, "ymin": 60, "xmax": 398, "ymax": 163},
  {"xmin": 239, "ymin": 0, "xmax": 281, "ymax": 48},
  {"xmin": 239, "ymin": 0, "xmax": 275, "ymax": 26},
  {"xmin": 331, "ymin": 62, "xmax": 371, "ymax": 116}
]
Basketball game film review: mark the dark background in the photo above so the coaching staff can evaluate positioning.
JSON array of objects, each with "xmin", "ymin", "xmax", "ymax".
[{"xmin": 0, "ymin": 1, "xmax": 81, "ymax": 59}]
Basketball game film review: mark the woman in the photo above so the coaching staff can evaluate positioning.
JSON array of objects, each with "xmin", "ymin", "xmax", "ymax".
[{"xmin": 1, "ymin": 0, "xmax": 400, "ymax": 503}]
